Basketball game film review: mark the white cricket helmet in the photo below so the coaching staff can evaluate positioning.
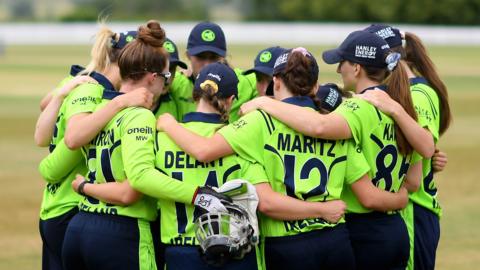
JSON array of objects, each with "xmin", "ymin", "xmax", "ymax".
[{"xmin": 194, "ymin": 179, "xmax": 259, "ymax": 267}]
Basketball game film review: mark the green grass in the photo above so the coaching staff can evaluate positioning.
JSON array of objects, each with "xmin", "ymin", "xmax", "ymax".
[{"xmin": 0, "ymin": 44, "xmax": 479, "ymax": 269}]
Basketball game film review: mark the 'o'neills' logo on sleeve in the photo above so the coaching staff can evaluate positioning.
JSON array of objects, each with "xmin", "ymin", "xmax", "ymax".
[{"xmin": 127, "ymin": 126, "xmax": 153, "ymax": 134}]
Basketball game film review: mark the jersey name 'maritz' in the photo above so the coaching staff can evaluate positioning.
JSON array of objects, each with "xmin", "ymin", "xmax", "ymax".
[{"xmin": 219, "ymin": 97, "xmax": 369, "ymax": 237}]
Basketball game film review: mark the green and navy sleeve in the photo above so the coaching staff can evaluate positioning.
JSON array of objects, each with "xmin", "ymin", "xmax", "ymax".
[
  {"xmin": 411, "ymin": 86, "xmax": 440, "ymax": 142},
  {"xmin": 39, "ymin": 139, "xmax": 83, "ymax": 184},
  {"xmin": 121, "ymin": 108, "xmax": 198, "ymax": 204},
  {"xmin": 334, "ymin": 98, "xmax": 374, "ymax": 145}
]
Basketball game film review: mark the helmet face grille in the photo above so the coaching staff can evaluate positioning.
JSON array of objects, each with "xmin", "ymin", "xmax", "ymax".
[{"xmin": 194, "ymin": 201, "xmax": 254, "ymax": 267}]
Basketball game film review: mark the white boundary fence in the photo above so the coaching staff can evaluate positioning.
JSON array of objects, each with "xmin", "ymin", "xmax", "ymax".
[{"xmin": 1, "ymin": 22, "xmax": 480, "ymax": 45}]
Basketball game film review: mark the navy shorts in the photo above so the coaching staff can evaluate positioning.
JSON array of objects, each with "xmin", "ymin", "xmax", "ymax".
[
  {"xmin": 264, "ymin": 224, "xmax": 355, "ymax": 270},
  {"xmin": 164, "ymin": 245, "xmax": 258, "ymax": 270},
  {"xmin": 346, "ymin": 212, "xmax": 409, "ymax": 270},
  {"xmin": 62, "ymin": 211, "xmax": 156, "ymax": 270},
  {"xmin": 413, "ymin": 203, "xmax": 440, "ymax": 270},
  {"xmin": 39, "ymin": 207, "xmax": 78, "ymax": 270}
]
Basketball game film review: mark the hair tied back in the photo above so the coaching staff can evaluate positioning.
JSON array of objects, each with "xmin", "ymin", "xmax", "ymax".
[{"xmin": 386, "ymin": 52, "xmax": 401, "ymax": 71}]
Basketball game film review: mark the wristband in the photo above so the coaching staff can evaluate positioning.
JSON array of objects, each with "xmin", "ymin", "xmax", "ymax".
[{"xmin": 78, "ymin": 180, "xmax": 88, "ymax": 196}]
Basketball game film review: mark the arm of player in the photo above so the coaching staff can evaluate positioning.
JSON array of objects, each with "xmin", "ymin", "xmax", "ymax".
[
  {"xmin": 403, "ymin": 160, "xmax": 423, "ymax": 192},
  {"xmin": 239, "ymin": 96, "xmax": 352, "ymax": 139},
  {"xmin": 351, "ymin": 174, "xmax": 409, "ymax": 212},
  {"xmin": 34, "ymin": 76, "xmax": 97, "ymax": 147},
  {"xmin": 64, "ymin": 88, "xmax": 153, "ymax": 150},
  {"xmin": 72, "ymin": 175, "xmax": 142, "ymax": 206},
  {"xmin": 38, "ymin": 139, "xmax": 83, "ymax": 184},
  {"xmin": 255, "ymin": 183, "xmax": 346, "ymax": 223},
  {"xmin": 157, "ymin": 113, "xmax": 234, "ymax": 163},
  {"xmin": 39, "ymin": 91, "xmax": 54, "ymax": 112},
  {"xmin": 357, "ymin": 90, "xmax": 435, "ymax": 158}
]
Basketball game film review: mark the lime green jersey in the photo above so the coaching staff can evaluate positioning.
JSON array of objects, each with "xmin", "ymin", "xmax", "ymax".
[
  {"xmin": 79, "ymin": 91, "xmax": 198, "ymax": 221},
  {"xmin": 169, "ymin": 71, "xmax": 196, "ymax": 121},
  {"xmin": 229, "ymin": 69, "xmax": 258, "ymax": 123},
  {"xmin": 153, "ymin": 93, "xmax": 179, "ymax": 120},
  {"xmin": 39, "ymin": 75, "xmax": 84, "ymax": 220},
  {"xmin": 156, "ymin": 112, "xmax": 268, "ymax": 246},
  {"xmin": 219, "ymin": 97, "xmax": 370, "ymax": 237},
  {"xmin": 335, "ymin": 95, "xmax": 421, "ymax": 214},
  {"xmin": 408, "ymin": 78, "xmax": 442, "ymax": 217}
]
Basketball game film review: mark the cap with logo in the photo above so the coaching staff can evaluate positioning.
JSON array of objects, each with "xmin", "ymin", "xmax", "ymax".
[
  {"xmin": 243, "ymin": 46, "xmax": 286, "ymax": 76},
  {"xmin": 364, "ymin": 24, "xmax": 402, "ymax": 49},
  {"xmin": 322, "ymin": 30, "xmax": 392, "ymax": 68},
  {"xmin": 194, "ymin": 62, "xmax": 238, "ymax": 98},
  {"xmin": 112, "ymin": 31, "xmax": 137, "ymax": 49},
  {"xmin": 187, "ymin": 22, "xmax": 226, "ymax": 57},
  {"xmin": 163, "ymin": 38, "xmax": 188, "ymax": 69},
  {"xmin": 316, "ymin": 83, "xmax": 342, "ymax": 112},
  {"xmin": 273, "ymin": 47, "xmax": 319, "ymax": 80}
]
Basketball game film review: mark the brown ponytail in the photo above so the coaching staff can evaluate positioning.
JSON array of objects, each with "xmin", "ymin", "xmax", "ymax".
[
  {"xmin": 364, "ymin": 57, "xmax": 417, "ymax": 155},
  {"xmin": 118, "ymin": 20, "xmax": 168, "ymax": 81},
  {"xmin": 192, "ymin": 84, "xmax": 230, "ymax": 123},
  {"xmin": 276, "ymin": 50, "xmax": 321, "ymax": 108},
  {"xmin": 404, "ymin": 32, "xmax": 452, "ymax": 135}
]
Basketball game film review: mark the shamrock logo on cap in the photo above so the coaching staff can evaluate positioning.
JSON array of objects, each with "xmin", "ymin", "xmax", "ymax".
[
  {"xmin": 201, "ymin": 29, "xmax": 216, "ymax": 42},
  {"xmin": 259, "ymin": 51, "xmax": 272, "ymax": 63},
  {"xmin": 163, "ymin": 41, "xmax": 175, "ymax": 53},
  {"xmin": 126, "ymin": 35, "xmax": 134, "ymax": 43}
]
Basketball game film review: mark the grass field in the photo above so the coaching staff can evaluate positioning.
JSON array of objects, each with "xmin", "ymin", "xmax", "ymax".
[{"xmin": 0, "ymin": 44, "xmax": 479, "ymax": 269}]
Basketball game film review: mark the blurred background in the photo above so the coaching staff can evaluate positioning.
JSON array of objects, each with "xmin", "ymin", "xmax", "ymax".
[{"xmin": 0, "ymin": 0, "xmax": 479, "ymax": 269}]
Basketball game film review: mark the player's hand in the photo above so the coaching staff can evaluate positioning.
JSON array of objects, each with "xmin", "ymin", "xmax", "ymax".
[
  {"xmin": 239, "ymin": 96, "xmax": 272, "ymax": 116},
  {"xmin": 156, "ymin": 113, "xmax": 177, "ymax": 131},
  {"xmin": 193, "ymin": 186, "xmax": 232, "ymax": 213},
  {"xmin": 356, "ymin": 89, "xmax": 400, "ymax": 116},
  {"xmin": 115, "ymin": 87, "xmax": 153, "ymax": 109},
  {"xmin": 432, "ymin": 148, "xmax": 448, "ymax": 173},
  {"xmin": 320, "ymin": 200, "xmax": 346, "ymax": 223},
  {"xmin": 58, "ymin": 76, "xmax": 97, "ymax": 98},
  {"xmin": 72, "ymin": 174, "xmax": 85, "ymax": 193}
]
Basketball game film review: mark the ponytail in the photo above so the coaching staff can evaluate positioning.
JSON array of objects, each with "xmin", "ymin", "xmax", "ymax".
[
  {"xmin": 82, "ymin": 24, "xmax": 115, "ymax": 75},
  {"xmin": 192, "ymin": 84, "xmax": 230, "ymax": 123},
  {"xmin": 404, "ymin": 32, "xmax": 452, "ymax": 135},
  {"xmin": 363, "ymin": 54, "xmax": 417, "ymax": 155}
]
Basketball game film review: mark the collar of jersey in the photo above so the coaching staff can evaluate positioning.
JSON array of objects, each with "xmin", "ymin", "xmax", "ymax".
[
  {"xmin": 359, "ymin": 84, "xmax": 387, "ymax": 94},
  {"xmin": 102, "ymin": 89, "xmax": 123, "ymax": 100},
  {"xmin": 182, "ymin": 112, "xmax": 223, "ymax": 124},
  {"xmin": 90, "ymin": 72, "xmax": 116, "ymax": 91},
  {"xmin": 282, "ymin": 96, "xmax": 317, "ymax": 110},
  {"xmin": 70, "ymin": 64, "xmax": 85, "ymax": 76},
  {"xmin": 409, "ymin": 77, "xmax": 429, "ymax": 86},
  {"xmin": 152, "ymin": 93, "xmax": 173, "ymax": 115}
]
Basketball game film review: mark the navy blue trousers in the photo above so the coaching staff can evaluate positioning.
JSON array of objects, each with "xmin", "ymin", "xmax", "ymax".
[
  {"xmin": 264, "ymin": 224, "xmax": 355, "ymax": 270},
  {"xmin": 39, "ymin": 207, "xmax": 78, "ymax": 270},
  {"xmin": 413, "ymin": 203, "xmax": 440, "ymax": 270},
  {"xmin": 346, "ymin": 212, "xmax": 409, "ymax": 270}
]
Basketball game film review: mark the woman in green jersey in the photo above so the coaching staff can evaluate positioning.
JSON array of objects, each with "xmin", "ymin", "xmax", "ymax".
[
  {"xmin": 35, "ymin": 23, "xmax": 149, "ymax": 270},
  {"xmin": 363, "ymin": 24, "xmax": 452, "ymax": 270}
]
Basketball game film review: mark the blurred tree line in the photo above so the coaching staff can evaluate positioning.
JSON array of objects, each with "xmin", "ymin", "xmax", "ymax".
[{"xmin": 2, "ymin": 0, "xmax": 480, "ymax": 24}]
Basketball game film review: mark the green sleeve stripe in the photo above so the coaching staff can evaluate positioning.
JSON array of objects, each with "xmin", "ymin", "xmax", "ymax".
[
  {"xmin": 412, "ymin": 87, "xmax": 438, "ymax": 118},
  {"xmin": 258, "ymin": 109, "xmax": 273, "ymax": 134},
  {"xmin": 266, "ymin": 113, "xmax": 275, "ymax": 131}
]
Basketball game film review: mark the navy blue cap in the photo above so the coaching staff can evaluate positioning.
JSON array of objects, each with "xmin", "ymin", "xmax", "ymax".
[
  {"xmin": 112, "ymin": 31, "xmax": 137, "ymax": 49},
  {"xmin": 322, "ymin": 31, "xmax": 391, "ymax": 68},
  {"xmin": 243, "ymin": 46, "xmax": 286, "ymax": 76},
  {"xmin": 364, "ymin": 24, "xmax": 403, "ymax": 48},
  {"xmin": 187, "ymin": 22, "xmax": 226, "ymax": 57},
  {"xmin": 194, "ymin": 62, "xmax": 238, "ymax": 98},
  {"xmin": 163, "ymin": 38, "xmax": 188, "ymax": 69},
  {"xmin": 273, "ymin": 47, "xmax": 319, "ymax": 80},
  {"xmin": 316, "ymin": 83, "xmax": 342, "ymax": 112}
]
